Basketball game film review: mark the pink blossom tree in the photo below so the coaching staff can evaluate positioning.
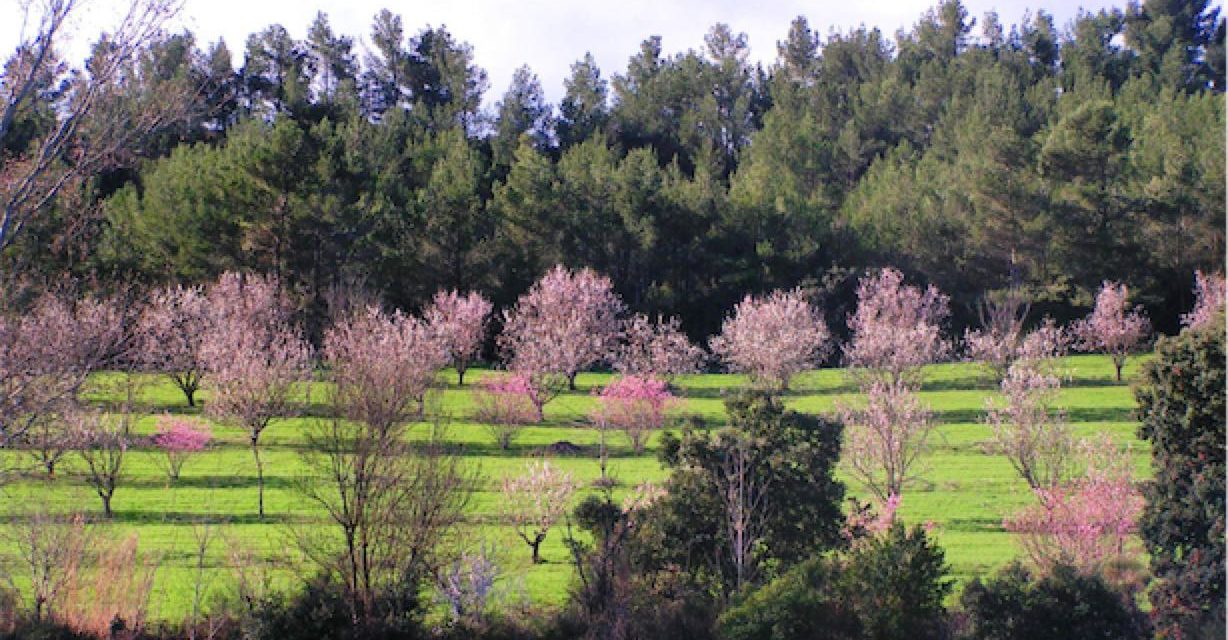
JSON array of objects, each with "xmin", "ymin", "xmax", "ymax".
[
  {"xmin": 473, "ymin": 373, "xmax": 541, "ymax": 448},
  {"xmin": 614, "ymin": 314, "xmax": 704, "ymax": 380},
  {"xmin": 424, "ymin": 290, "xmax": 493, "ymax": 386},
  {"xmin": 137, "ymin": 284, "xmax": 211, "ymax": 406},
  {"xmin": 985, "ymin": 358, "xmax": 1073, "ymax": 491},
  {"xmin": 0, "ymin": 294, "xmax": 126, "ymax": 455},
  {"xmin": 501, "ymin": 459, "xmax": 578, "ymax": 564},
  {"xmin": 499, "ymin": 265, "xmax": 626, "ymax": 405},
  {"xmin": 1181, "ymin": 270, "xmax": 1225, "ymax": 331},
  {"xmin": 1003, "ymin": 436, "xmax": 1142, "ymax": 574},
  {"xmin": 590, "ymin": 375, "xmax": 678, "ymax": 454},
  {"xmin": 839, "ymin": 269, "xmax": 948, "ymax": 503},
  {"xmin": 964, "ymin": 289, "xmax": 1030, "ymax": 383},
  {"xmin": 1073, "ymin": 281, "xmax": 1150, "ymax": 382},
  {"xmin": 201, "ymin": 272, "xmax": 311, "ymax": 518},
  {"xmin": 839, "ymin": 380, "xmax": 936, "ymax": 503},
  {"xmin": 709, "ymin": 288, "xmax": 829, "ymax": 391},
  {"xmin": 324, "ymin": 306, "xmax": 447, "ymax": 434},
  {"xmin": 150, "ymin": 416, "xmax": 211, "ymax": 482},
  {"xmin": 965, "ymin": 312, "xmax": 1066, "ymax": 384},
  {"xmin": 845, "ymin": 267, "xmax": 950, "ymax": 387}
]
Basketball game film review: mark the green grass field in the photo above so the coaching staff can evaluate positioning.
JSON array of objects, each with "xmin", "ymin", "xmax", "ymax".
[{"xmin": 0, "ymin": 354, "xmax": 1151, "ymax": 621}]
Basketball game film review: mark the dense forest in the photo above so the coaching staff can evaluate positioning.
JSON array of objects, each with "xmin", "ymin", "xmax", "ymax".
[{"xmin": 3, "ymin": 0, "xmax": 1224, "ymax": 344}]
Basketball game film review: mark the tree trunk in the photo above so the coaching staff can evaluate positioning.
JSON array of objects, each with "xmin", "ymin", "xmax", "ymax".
[
  {"xmin": 102, "ymin": 493, "xmax": 113, "ymax": 519},
  {"xmin": 457, "ymin": 362, "xmax": 467, "ymax": 387},
  {"xmin": 568, "ymin": 371, "xmax": 578, "ymax": 391},
  {"xmin": 531, "ymin": 538, "xmax": 543, "ymax": 564},
  {"xmin": 251, "ymin": 436, "xmax": 265, "ymax": 518}
]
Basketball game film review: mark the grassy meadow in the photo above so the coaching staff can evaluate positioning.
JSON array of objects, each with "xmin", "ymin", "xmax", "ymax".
[{"xmin": 0, "ymin": 354, "xmax": 1151, "ymax": 621}]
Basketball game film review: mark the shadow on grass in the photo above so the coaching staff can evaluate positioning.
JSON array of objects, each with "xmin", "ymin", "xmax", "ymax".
[
  {"xmin": 126, "ymin": 474, "xmax": 306, "ymax": 491},
  {"xmin": 932, "ymin": 406, "xmax": 1135, "ymax": 425},
  {"xmin": 0, "ymin": 509, "xmax": 316, "ymax": 526}
]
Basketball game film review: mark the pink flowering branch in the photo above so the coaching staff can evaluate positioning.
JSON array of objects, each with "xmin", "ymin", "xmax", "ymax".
[
  {"xmin": 137, "ymin": 285, "xmax": 211, "ymax": 406},
  {"xmin": 501, "ymin": 459, "xmax": 578, "ymax": 564},
  {"xmin": 838, "ymin": 380, "xmax": 935, "ymax": 503},
  {"xmin": 324, "ymin": 306, "xmax": 447, "ymax": 434},
  {"xmin": 845, "ymin": 268, "xmax": 950, "ymax": 388},
  {"xmin": 201, "ymin": 272, "xmax": 311, "ymax": 518},
  {"xmin": 615, "ymin": 314, "xmax": 704, "ymax": 380},
  {"xmin": 985, "ymin": 355, "xmax": 1073, "ymax": 491},
  {"xmin": 1181, "ymin": 270, "xmax": 1225, "ymax": 331},
  {"xmin": 1003, "ymin": 436, "xmax": 1142, "ymax": 574},
  {"xmin": 0, "ymin": 294, "xmax": 127, "ymax": 453}
]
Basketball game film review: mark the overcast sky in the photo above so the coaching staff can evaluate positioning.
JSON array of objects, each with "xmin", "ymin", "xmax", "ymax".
[{"xmin": 1, "ymin": 0, "xmax": 1171, "ymax": 107}]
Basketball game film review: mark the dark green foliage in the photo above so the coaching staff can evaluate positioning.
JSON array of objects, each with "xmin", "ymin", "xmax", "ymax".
[
  {"xmin": 642, "ymin": 392, "xmax": 845, "ymax": 594},
  {"xmin": 717, "ymin": 556, "xmax": 860, "ymax": 640},
  {"xmin": 561, "ymin": 491, "xmax": 721, "ymax": 640},
  {"xmin": 717, "ymin": 523, "xmax": 951, "ymax": 640},
  {"xmin": 957, "ymin": 563, "xmax": 1149, "ymax": 640},
  {"xmin": 1135, "ymin": 317, "xmax": 1226, "ymax": 638},
  {"xmin": 244, "ymin": 572, "xmax": 425, "ymax": 640},
  {"xmin": 7, "ymin": 0, "xmax": 1225, "ymax": 341},
  {"xmin": 840, "ymin": 524, "xmax": 952, "ymax": 640}
]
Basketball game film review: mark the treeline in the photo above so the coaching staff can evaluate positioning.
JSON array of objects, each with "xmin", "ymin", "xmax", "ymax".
[{"xmin": 4, "ymin": 0, "xmax": 1224, "ymax": 340}]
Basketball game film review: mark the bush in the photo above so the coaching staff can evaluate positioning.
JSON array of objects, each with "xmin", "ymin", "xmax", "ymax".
[
  {"xmin": 244, "ymin": 572, "xmax": 425, "ymax": 640},
  {"xmin": 1135, "ymin": 317, "xmax": 1225, "ymax": 638},
  {"xmin": 957, "ymin": 562, "xmax": 1149, "ymax": 640},
  {"xmin": 717, "ymin": 523, "xmax": 951, "ymax": 640},
  {"xmin": 717, "ymin": 556, "xmax": 859, "ymax": 640}
]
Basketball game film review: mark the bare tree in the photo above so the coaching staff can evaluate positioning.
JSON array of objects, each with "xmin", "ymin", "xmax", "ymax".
[
  {"xmin": 297, "ymin": 419, "xmax": 474, "ymax": 625},
  {"xmin": 964, "ymin": 287, "xmax": 1031, "ymax": 382},
  {"xmin": 713, "ymin": 432, "xmax": 769, "ymax": 591},
  {"xmin": 21, "ymin": 415, "xmax": 79, "ymax": 476},
  {"xmin": 0, "ymin": 507, "xmax": 94, "ymax": 623},
  {"xmin": 0, "ymin": 0, "xmax": 192, "ymax": 253}
]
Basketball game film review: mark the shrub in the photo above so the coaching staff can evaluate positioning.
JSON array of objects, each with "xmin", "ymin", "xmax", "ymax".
[
  {"xmin": 717, "ymin": 556, "xmax": 859, "ymax": 640},
  {"xmin": 243, "ymin": 571, "xmax": 425, "ymax": 640},
  {"xmin": 718, "ymin": 523, "xmax": 951, "ymax": 640},
  {"xmin": 1135, "ymin": 316, "xmax": 1226, "ymax": 638},
  {"xmin": 957, "ymin": 562, "xmax": 1149, "ymax": 640}
]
